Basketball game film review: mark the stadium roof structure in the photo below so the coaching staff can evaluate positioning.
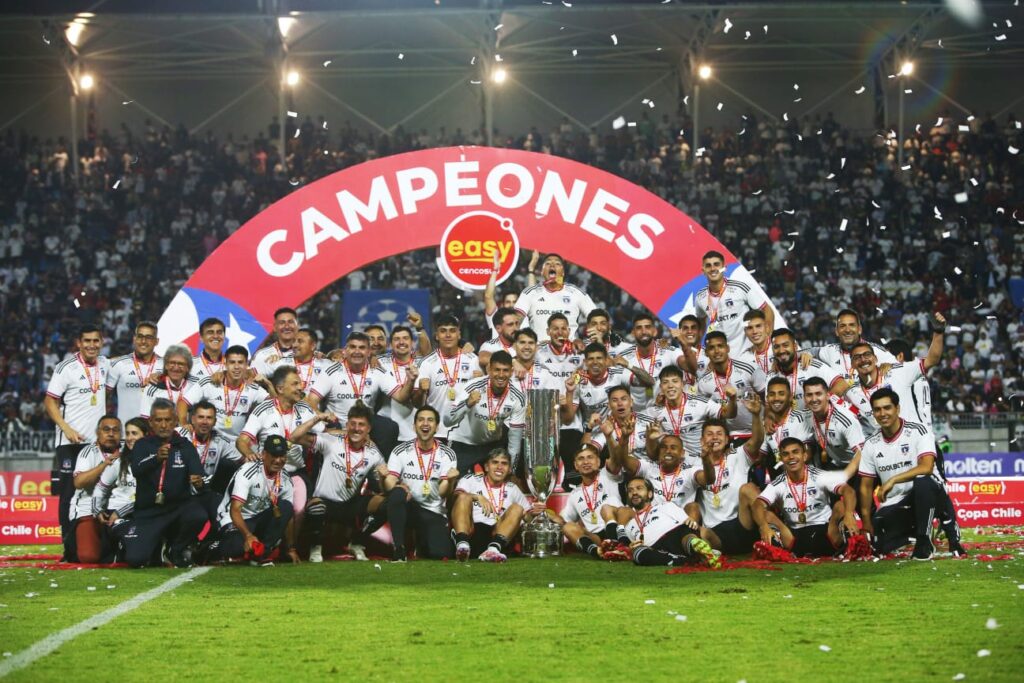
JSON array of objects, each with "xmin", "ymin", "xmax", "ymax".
[{"xmin": 0, "ymin": 1, "xmax": 1020, "ymax": 155}]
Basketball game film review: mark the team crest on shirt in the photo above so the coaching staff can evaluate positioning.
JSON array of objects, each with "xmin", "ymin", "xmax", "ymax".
[
  {"xmin": 239, "ymin": 397, "xmax": 249, "ymax": 407},
  {"xmin": 173, "ymin": 452, "xmax": 184, "ymax": 466},
  {"xmin": 828, "ymin": 430, "xmax": 837, "ymax": 439},
  {"xmin": 562, "ymin": 296, "xmax": 571, "ymax": 304},
  {"xmin": 901, "ymin": 444, "xmax": 910, "ymax": 455}
]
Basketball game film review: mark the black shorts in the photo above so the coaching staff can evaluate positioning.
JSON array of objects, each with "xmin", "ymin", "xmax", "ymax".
[
  {"xmin": 710, "ymin": 518, "xmax": 758, "ymax": 555},
  {"xmin": 790, "ymin": 524, "xmax": 838, "ymax": 558},
  {"xmin": 470, "ymin": 522, "xmax": 496, "ymax": 557},
  {"xmin": 650, "ymin": 524, "xmax": 693, "ymax": 555}
]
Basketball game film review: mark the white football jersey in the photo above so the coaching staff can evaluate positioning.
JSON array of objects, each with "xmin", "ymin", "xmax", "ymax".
[
  {"xmin": 641, "ymin": 396, "xmax": 723, "ymax": 460},
  {"xmin": 735, "ymin": 342, "xmax": 774, "ymax": 377},
  {"xmin": 250, "ymin": 343, "xmax": 295, "ymax": 378},
  {"xmin": 858, "ymin": 420, "xmax": 940, "ymax": 509},
  {"xmin": 377, "ymin": 354, "xmax": 421, "ymax": 441},
  {"xmin": 559, "ymin": 467, "xmax": 622, "ymax": 534},
  {"xmin": 817, "ymin": 341, "xmax": 896, "ymax": 383},
  {"xmin": 386, "ymin": 440, "xmax": 459, "ymax": 517},
  {"xmin": 633, "ymin": 459, "xmax": 700, "ymax": 507},
  {"xmin": 766, "ymin": 360, "xmax": 843, "ymax": 412},
  {"xmin": 93, "ymin": 460, "xmax": 136, "ymax": 517},
  {"xmin": 311, "ymin": 361, "xmax": 400, "ymax": 427},
  {"xmin": 479, "ymin": 337, "xmax": 517, "ymax": 360},
  {"xmin": 853, "ymin": 360, "xmax": 930, "ymax": 424},
  {"xmin": 190, "ymin": 353, "xmax": 225, "ymax": 381},
  {"xmin": 445, "ymin": 377, "xmax": 527, "ymax": 454},
  {"xmin": 698, "ymin": 448, "xmax": 756, "ymax": 528},
  {"xmin": 106, "ymin": 354, "xmax": 163, "ymax": 425},
  {"xmin": 416, "ymin": 350, "xmax": 481, "ymax": 438},
  {"xmin": 625, "ymin": 500, "xmax": 692, "ymax": 545},
  {"xmin": 759, "ymin": 410, "xmax": 814, "ymax": 470},
  {"xmin": 757, "ymin": 467, "xmax": 848, "ymax": 528},
  {"xmin": 590, "ymin": 411, "xmax": 658, "ymax": 463},
  {"xmin": 694, "ymin": 279, "xmax": 765, "ymax": 348},
  {"xmin": 696, "ymin": 359, "xmax": 766, "ymax": 436},
  {"xmin": 311, "ymin": 433, "xmax": 384, "ymax": 503},
  {"xmin": 217, "ymin": 461, "xmax": 294, "ymax": 526},
  {"xmin": 46, "ymin": 355, "xmax": 110, "ymax": 446},
  {"xmin": 175, "ymin": 427, "xmax": 241, "ymax": 481},
  {"xmin": 70, "ymin": 444, "xmax": 109, "ymax": 520},
  {"xmin": 182, "ymin": 378, "xmax": 268, "ymax": 438},
  {"xmin": 515, "ymin": 282, "xmax": 596, "ymax": 341},
  {"xmin": 535, "ymin": 342, "xmax": 583, "ymax": 430},
  {"xmin": 455, "ymin": 473, "xmax": 529, "ymax": 525},
  {"xmin": 806, "ymin": 401, "xmax": 865, "ymax": 467},
  {"xmin": 270, "ymin": 357, "xmax": 333, "ymax": 397},
  {"xmin": 571, "ymin": 366, "xmax": 632, "ymax": 426},
  {"xmin": 240, "ymin": 398, "xmax": 323, "ymax": 473},
  {"xmin": 618, "ymin": 344, "xmax": 683, "ymax": 411}
]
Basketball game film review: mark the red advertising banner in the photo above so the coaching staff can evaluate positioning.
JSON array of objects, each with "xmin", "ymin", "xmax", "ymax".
[
  {"xmin": 947, "ymin": 477, "xmax": 1024, "ymax": 527},
  {"xmin": 0, "ymin": 471, "xmax": 53, "ymax": 497},
  {"xmin": 0, "ymin": 496, "xmax": 61, "ymax": 543}
]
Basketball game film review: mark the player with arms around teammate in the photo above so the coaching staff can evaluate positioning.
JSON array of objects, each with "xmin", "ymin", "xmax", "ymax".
[{"xmin": 452, "ymin": 448, "xmax": 534, "ymax": 562}]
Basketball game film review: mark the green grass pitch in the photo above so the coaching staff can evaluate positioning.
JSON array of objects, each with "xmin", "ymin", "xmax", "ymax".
[{"xmin": 1, "ymin": 542, "xmax": 1022, "ymax": 682}]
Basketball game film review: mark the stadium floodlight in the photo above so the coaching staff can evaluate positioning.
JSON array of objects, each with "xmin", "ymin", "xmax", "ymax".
[
  {"xmin": 277, "ymin": 16, "xmax": 297, "ymax": 39},
  {"xmin": 285, "ymin": 69, "xmax": 301, "ymax": 87},
  {"xmin": 79, "ymin": 73, "xmax": 95, "ymax": 91},
  {"xmin": 65, "ymin": 16, "xmax": 89, "ymax": 46},
  {"xmin": 697, "ymin": 64, "xmax": 712, "ymax": 80},
  {"xmin": 899, "ymin": 60, "xmax": 915, "ymax": 76},
  {"xmin": 492, "ymin": 67, "xmax": 508, "ymax": 84}
]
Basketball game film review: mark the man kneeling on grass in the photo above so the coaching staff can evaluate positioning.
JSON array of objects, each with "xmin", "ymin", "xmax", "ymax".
[
  {"xmin": 452, "ymin": 448, "xmax": 532, "ymax": 562},
  {"xmin": 752, "ymin": 438, "xmax": 859, "ymax": 557},
  {"xmin": 209, "ymin": 435, "xmax": 300, "ymax": 565},
  {"xmin": 620, "ymin": 478, "xmax": 720, "ymax": 568}
]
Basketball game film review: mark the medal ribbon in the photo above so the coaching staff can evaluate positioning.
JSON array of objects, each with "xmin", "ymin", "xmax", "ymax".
[
  {"xmin": 483, "ymin": 477, "xmax": 506, "ymax": 516},
  {"xmin": 707, "ymin": 279, "xmax": 727, "ymax": 324},
  {"xmin": 786, "ymin": 470, "xmax": 808, "ymax": 512},
  {"xmin": 517, "ymin": 364, "xmax": 535, "ymax": 395},
  {"xmin": 344, "ymin": 361, "xmax": 368, "ymax": 401},
  {"xmin": 812, "ymin": 403, "xmax": 834, "ymax": 452},
  {"xmin": 665, "ymin": 397, "xmax": 687, "ymax": 436},
  {"xmin": 754, "ymin": 343, "xmax": 771, "ymax": 374},
  {"xmin": 200, "ymin": 352, "xmax": 223, "ymax": 376},
  {"xmin": 266, "ymin": 469, "xmax": 282, "ymax": 507},
  {"xmin": 164, "ymin": 377, "xmax": 186, "ymax": 405},
  {"xmin": 581, "ymin": 479, "xmax": 601, "ymax": 517},
  {"xmin": 711, "ymin": 455, "xmax": 728, "ymax": 494},
  {"xmin": 273, "ymin": 399, "xmax": 295, "ymax": 440},
  {"xmin": 191, "ymin": 434, "xmax": 212, "ymax": 467},
  {"xmin": 345, "ymin": 439, "xmax": 366, "ymax": 482},
  {"xmin": 660, "ymin": 465, "xmax": 682, "ymax": 501},
  {"xmin": 296, "ymin": 359, "xmax": 316, "ymax": 393},
  {"xmin": 414, "ymin": 441, "xmax": 437, "ymax": 488},
  {"xmin": 78, "ymin": 353, "xmax": 100, "ymax": 400},
  {"xmin": 439, "ymin": 350, "xmax": 462, "ymax": 393},
  {"xmin": 486, "ymin": 384, "xmax": 509, "ymax": 423},
  {"xmin": 222, "ymin": 381, "xmax": 244, "ymax": 421},
  {"xmin": 613, "ymin": 416, "xmax": 636, "ymax": 455},
  {"xmin": 712, "ymin": 360, "xmax": 733, "ymax": 401},
  {"xmin": 635, "ymin": 347, "xmax": 657, "ymax": 378},
  {"xmin": 635, "ymin": 505, "xmax": 653, "ymax": 538},
  {"xmin": 132, "ymin": 354, "xmax": 156, "ymax": 388}
]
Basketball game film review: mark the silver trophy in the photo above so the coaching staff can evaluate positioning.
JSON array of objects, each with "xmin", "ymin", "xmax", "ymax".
[{"xmin": 522, "ymin": 388, "xmax": 561, "ymax": 558}]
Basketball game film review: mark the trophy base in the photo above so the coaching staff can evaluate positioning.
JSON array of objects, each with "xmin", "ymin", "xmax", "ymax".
[{"xmin": 522, "ymin": 519, "xmax": 562, "ymax": 559}]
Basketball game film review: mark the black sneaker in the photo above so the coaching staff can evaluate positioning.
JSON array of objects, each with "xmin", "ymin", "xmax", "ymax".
[
  {"xmin": 391, "ymin": 547, "xmax": 407, "ymax": 563},
  {"xmin": 949, "ymin": 542, "xmax": 967, "ymax": 557},
  {"xmin": 912, "ymin": 537, "xmax": 934, "ymax": 561}
]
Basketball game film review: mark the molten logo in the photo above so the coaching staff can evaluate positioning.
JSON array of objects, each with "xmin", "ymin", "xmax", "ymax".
[{"xmin": 437, "ymin": 211, "xmax": 520, "ymax": 290}]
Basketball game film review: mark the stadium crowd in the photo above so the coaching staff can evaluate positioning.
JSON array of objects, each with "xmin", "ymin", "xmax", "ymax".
[{"xmin": 0, "ymin": 109, "xmax": 1022, "ymax": 436}]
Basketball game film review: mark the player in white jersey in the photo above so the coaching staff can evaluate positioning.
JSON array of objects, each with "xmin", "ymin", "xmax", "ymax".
[
  {"xmin": 849, "ymin": 314, "xmax": 945, "ymax": 425},
  {"xmin": 139, "ymin": 344, "xmax": 193, "ymax": 422},
  {"xmin": 250, "ymin": 306, "xmax": 299, "ymax": 377},
  {"xmin": 643, "ymin": 366, "xmax": 729, "ymax": 459},
  {"xmin": 535, "ymin": 313, "xmax": 586, "ymax": 469},
  {"xmin": 178, "ymin": 400, "xmax": 243, "ymax": 524},
  {"xmin": 590, "ymin": 386, "xmax": 659, "ymax": 463},
  {"xmin": 735, "ymin": 309, "xmax": 775, "ymax": 376},
  {"xmin": 691, "ymin": 407, "xmax": 775, "ymax": 556},
  {"xmin": 801, "ymin": 377, "xmax": 865, "ymax": 470},
  {"xmin": 414, "ymin": 314, "xmax": 481, "ymax": 439},
  {"xmin": 67, "ymin": 415, "xmax": 123, "ymax": 563},
  {"xmin": 515, "ymin": 253, "xmax": 596, "ymax": 340},
  {"xmin": 694, "ymin": 250, "xmax": 773, "ymax": 348},
  {"xmin": 298, "ymin": 404, "xmax": 388, "ymax": 563},
  {"xmin": 511, "ymin": 328, "xmax": 563, "ymax": 397},
  {"xmin": 93, "ymin": 417, "xmax": 147, "ymax": 527},
  {"xmin": 444, "ymin": 351, "xmax": 527, "ymax": 472},
  {"xmin": 579, "ymin": 308, "xmax": 632, "ymax": 357},
  {"xmin": 768, "ymin": 328, "xmax": 852, "ymax": 411},
  {"xmin": 180, "ymin": 345, "xmax": 270, "ymax": 438},
  {"xmin": 696, "ymin": 331, "xmax": 764, "ymax": 440},
  {"xmin": 607, "ymin": 431, "xmax": 701, "ymax": 507},
  {"xmin": 858, "ymin": 388, "xmax": 964, "ymax": 560},
  {"xmin": 483, "ymin": 250, "xmax": 527, "ymax": 337},
  {"xmin": 44, "ymin": 325, "xmax": 110, "ymax": 559},
  {"xmin": 191, "ymin": 317, "xmax": 227, "ymax": 380},
  {"xmin": 237, "ymin": 366, "xmax": 329, "ymax": 523},
  {"xmin": 563, "ymin": 343, "xmax": 648, "ymax": 435},
  {"xmin": 453, "ymin": 448, "xmax": 532, "ymax": 562},
  {"xmin": 478, "ymin": 307, "xmax": 520, "ymax": 370},
  {"xmin": 377, "ymin": 325, "xmax": 423, "ymax": 444},
  {"xmin": 669, "ymin": 314, "xmax": 708, "ymax": 392},
  {"xmin": 753, "ymin": 438, "xmax": 859, "ymax": 557},
  {"xmin": 309, "ymin": 331, "xmax": 414, "ymax": 428},
  {"xmin": 885, "ymin": 339, "xmax": 933, "ymax": 427},
  {"xmin": 759, "ymin": 377, "xmax": 814, "ymax": 476},
  {"xmin": 814, "ymin": 309, "xmax": 898, "ymax": 382},
  {"xmin": 619, "ymin": 478, "xmax": 720, "ymax": 568},
  {"xmin": 106, "ymin": 321, "xmax": 163, "ymax": 425},
  {"xmin": 620, "ymin": 313, "xmax": 686, "ymax": 411},
  {"xmin": 212, "ymin": 435, "xmax": 300, "ymax": 564},
  {"xmin": 383, "ymin": 406, "xmax": 460, "ymax": 561},
  {"xmin": 547, "ymin": 445, "xmax": 629, "ymax": 560},
  {"xmin": 268, "ymin": 328, "xmax": 332, "ymax": 397}
]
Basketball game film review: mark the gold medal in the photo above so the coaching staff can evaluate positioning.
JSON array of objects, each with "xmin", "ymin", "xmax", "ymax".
[
  {"xmin": 486, "ymin": 419, "xmax": 497, "ymax": 432},
  {"xmin": 90, "ymin": 394, "xmax": 97, "ymax": 406},
  {"xmin": 712, "ymin": 493, "xmax": 721, "ymax": 508},
  {"xmin": 447, "ymin": 388, "xmax": 456, "ymax": 401},
  {"xmin": 422, "ymin": 483, "xmax": 431, "ymax": 496},
  {"xmin": 346, "ymin": 477, "xmax": 354, "ymax": 489},
  {"xmin": 273, "ymin": 504, "xmax": 281, "ymax": 518},
  {"xmin": 154, "ymin": 492, "xmax": 165, "ymax": 505},
  {"xmin": 639, "ymin": 534, "xmax": 645, "ymax": 544},
  {"xmin": 590, "ymin": 513, "xmax": 598, "ymax": 524},
  {"xmin": 224, "ymin": 416, "xmax": 233, "ymax": 428},
  {"xmin": 798, "ymin": 511, "xmax": 806, "ymax": 524},
  {"xmin": 792, "ymin": 399, "xmax": 797, "ymax": 409}
]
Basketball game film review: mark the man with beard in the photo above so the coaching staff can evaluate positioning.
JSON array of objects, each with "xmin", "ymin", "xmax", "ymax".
[
  {"xmin": 620, "ymin": 477, "xmax": 721, "ymax": 568},
  {"xmin": 669, "ymin": 314, "xmax": 708, "ymax": 391},
  {"xmin": 515, "ymin": 253, "xmax": 596, "ymax": 341},
  {"xmin": 269, "ymin": 328, "xmax": 333, "ymax": 397},
  {"xmin": 179, "ymin": 345, "xmax": 269, "ymax": 439},
  {"xmin": 767, "ymin": 329, "xmax": 851, "ymax": 411},
  {"xmin": 547, "ymin": 445, "xmax": 628, "ymax": 560},
  {"xmin": 106, "ymin": 321, "xmax": 163, "ymax": 425},
  {"xmin": 579, "ymin": 308, "xmax": 632, "ymax": 357},
  {"xmin": 378, "ymin": 325, "xmax": 424, "ymax": 445},
  {"xmin": 816, "ymin": 309, "xmax": 896, "ymax": 382},
  {"xmin": 178, "ymin": 400, "xmax": 242, "ymax": 522},
  {"xmin": 621, "ymin": 313, "xmax": 693, "ymax": 411},
  {"xmin": 444, "ymin": 351, "xmax": 526, "ymax": 472},
  {"xmin": 510, "ymin": 328, "xmax": 562, "ymax": 397},
  {"xmin": 384, "ymin": 406, "xmax": 460, "ymax": 561},
  {"xmin": 753, "ymin": 438, "xmax": 859, "ymax": 557},
  {"xmin": 591, "ymin": 386, "xmax": 659, "ymax": 464},
  {"xmin": 563, "ymin": 343, "xmax": 653, "ymax": 437},
  {"xmin": 415, "ymin": 314, "xmax": 481, "ymax": 439},
  {"xmin": 608, "ymin": 431, "xmax": 701, "ymax": 508},
  {"xmin": 191, "ymin": 317, "xmax": 227, "ymax": 380},
  {"xmin": 452, "ymin": 448, "xmax": 532, "ymax": 562},
  {"xmin": 801, "ymin": 377, "xmax": 864, "ymax": 471},
  {"xmin": 694, "ymin": 251, "xmax": 774, "ymax": 348},
  {"xmin": 858, "ymin": 388, "xmax": 964, "ymax": 559},
  {"xmin": 642, "ymin": 366, "xmax": 730, "ymax": 459},
  {"xmin": 139, "ymin": 344, "xmax": 193, "ymax": 424},
  {"xmin": 251, "ymin": 307, "xmax": 300, "ymax": 376},
  {"xmin": 478, "ymin": 307, "xmax": 520, "ymax": 370},
  {"xmin": 758, "ymin": 377, "xmax": 813, "ymax": 475},
  {"xmin": 696, "ymin": 331, "xmax": 761, "ymax": 442}
]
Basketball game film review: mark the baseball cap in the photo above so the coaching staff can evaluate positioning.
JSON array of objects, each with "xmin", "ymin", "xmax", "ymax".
[{"xmin": 264, "ymin": 435, "xmax": 289, "ymax": 457}]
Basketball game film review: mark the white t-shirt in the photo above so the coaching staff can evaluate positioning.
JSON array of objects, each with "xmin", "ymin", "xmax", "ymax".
[
  {"xmin": 377, "ymin": 354, "xmax": 421, "ymax": 441},
  {"xmin": 479, "ymin": 337, "xmax": 517, "ymax": 360},
  {"xmin": 625, "ymin": 501, "xmax": 692, "ymax": 545},
  {"xmin": 386, "ymin": 440, "xmax": 459, "ymax": 517},
  {"xmin": 190, "ymin": 353, "xmax": 225, "ymax": 381},
  {"xmin": 571, "ymin": 366, "xmax": 632, "ymax": 426},
  {"xmin": 696, "ymin": 359, "xmax": 766, "ymax": 436},
  {"xmin": 139, "ymin": 377, "xmax": 192, "ymax": 419},
  {"xmin": 735, "ymin": 342, "xmax": 774, "ymax": 377},
  {"xmin": 416, "ymin": 350, "xmax": 481, "ymax": 439},
  {"xmin": 766, "ymin": 359, "xmax": 843, "ymax": 411},
  {"xmin": 515, "ymin": 283, "xmax": 596, "ymax": 341},
  {"xmin": 817, "ymin": 341, "xmax": 896, "ymax": 383},
  {"xmin": 618, "ymin": 344, "xmax": 683, "ymax": 411},
  {"xmin": 46, "ymin": 355, "xmax": 110, "ymax": 446},
  {"xmin": 311, "ymin": 433, "xmax": 384, "ymax": 503},
  {"xmin": 271, "ymin": 357, "xmax": 333, "ymax": 397},
  {"xmin": 311, "ymin": 361, "xmax": 400, "ymax": 427},
  {"xmin": 240, "ymin": 398, "xmax": 324, "ymax": 473},
  {"xmin": 250, "ymin": 343, "xmax": 295, "ymax": 378},
  {"xmin": 858, "ymin": 420, "xmax": 940, "ymax": 509},
  {"xmin": 175, "ymin": 427, "xmax": 241, "ymax": 482},
  {"xmin": 444, "ymin": 377, "xmax": 527, "ymax": 452},
  {"xmin": 694, "ymin": 279, "xmax": 766, "ymax": 348},
  {"xmin": 535, "ymin": 342, "xmax": 583, "ymax": 431},
  {"xmin": 806, "ymin": 401, "xmax": 865, "ymax": 467},
  {"xmin": 590, "ymin": 411, "xmax": 658, "ymax": 463},
  {"xmin": 559, "ymin": 468, "xmax": 623, "ymax": 534},
  {"xmin": 641, "ymin": 396, "xmax": 723, "ymax": 460},
  {"xmin": 759, "ymin": 410, "xmax": 815, "ymax": 470},
  {"xmin": 698, "ymin": 448, "xmax": 755, "ymax": 528},
  {"xmin": 217, "ymin": 461, "xmax": 295, "ymax": 526},
  {"xmin": 93, "ymin": 460, "xmax": 136, "ymax": 517},
  {"xmin": 455, "ymin": 473, "xmax": 529, "ymax": 525},
  {"xmin": 757, "ymin": 467, "xmax": 847, "ymax": 528},
  {"xmin": 854, "ymin": 360, "xmax": 930, "ymax": 424},
  {"xmin": 106, "ymin": 354, "xmax": 163, "ymax": 425},
  {"xmin": 183, "ymin": 378, "xmax": 269, "ymax": 438},
  {"xmin": 632, "ymin": 459, "xmax": 700, "ymax": 507}
]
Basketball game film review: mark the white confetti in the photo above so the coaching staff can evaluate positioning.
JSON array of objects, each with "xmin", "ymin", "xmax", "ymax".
[
  {"xmin": 955, "ymin": 192, "xmax": 968, "ymax": 203},
  {"xmin": 717, "ymin": 102, "xmax": 723, "ymax": 111},
  {"xmin": 819, "ymin": 645, "xmax": 831, "ymax": 652},
  {"xmin": 286, "ymin": 110, "xmax": 297, "ymax": 118},
  {"xmin": 73, "ymin": 298, "xmax": 80, "ymax": 309},
  {"xmin": 49, "ymin": 582, "xmax": 58, "ymax": 588},
  {"xmin": 25, "ymin": 592, "xmax": 38, "ymax": 598},
  {"xmin": 942, "ymin": 231, "xmax": 951, "ymax": 238},
  {"xmin": 954, "ymin": 267, "xmax": 963, "ymax": 275},
  {"xmin": 994, "ymin": 34, "xmax": 1007, "ymax": 41},
  {"xmin": 611, "ymin": 34, "xmax": 618, "ymax": 45},
  {"xmin": 901, "ymin": 164, "xmax": 911, "ymax": 171},
  {"xmin": 744, "ymin": 30, "xmax": 751, "ymax": 40},
  {"xmin": 113, "ymin": 179, "xmax": 121, "ymax": 189},
  {"xmin": 644, "ymin": 599, "xmax": 656, "ymax": 604},
  {"xmin": 936, "ymin": 117, "xmax": 944, "ymax": 126},
  {"xmin": 548, "ymin": 583, "xmax": 556, "ymax": 588},
  {"xmin": 752, "ymin": 189, "xmax": 762, "ymax": 195},
  {"xmin": 977, "ymin": 649, "xmax": 991, "ymax": 657},
  {"xmin": 572, "ymin": 49, "xmax": 577, "ymax": 57},
  {"xmin": 374, "ymin": 563, "xmax": 381, "ymax": 571},
  {"xmin": 121, "ymin": 100, "xmax": 133, "ymax": 106},
  {"xmin": 494, "ymin": 23, "xmax": 503, "ymax": 30},
  {"xmin": 986, "ymin": 618, "xmax": 999, "ymax": 630},
  {"xmin": 969, "ymin": 178, "xmax": 978, "ymax": 186},
  {"xmin": 675, "ymin": 614, "xmax": 688, "ymax": 622},
  {"xmin": 322, "ymin": 60, "xmax": 332, "ymax": 67},
  {"xmin": 87, "ymin": 586, "xmax": 96, "ymax": 591},
  {"xmin": 398, "ymin": 53, "xmax": 404, "ymax": 60},
  {"xmin": 839, "ymin": 218, "xmax": 848, "ymax": 231},
  {"xmin": 107, "ymin": 585, "xmax": 116, "ymax": 590},
  {"xmin": 1017, "ymin": 584, "xmax": 1024, "ymax": 589},
  {"xmin": 724, "ymin": 18, "xmax": 733, "ymax": 33},
  {"xmin": 827, "ymin": 173, "xmax": 835, "ymax": 180},
  {"xmin": 763, "ymin": 24, "xmax": 768, "ymax": 34},
  {"xmin": 783, "ymin": 112, "xmax": 789, "ymax": 121},
  {"xmin": 783, "ymin": 594, "xmax": 793, "ymax": 598},
  {"xmin": 855, "ymin": 86, "xmax": 866, "ymax": 94},
  {"xmin": 904, "ymin": 88, "xmax": 913, "ymax": 94},
  {"xmin": 840, "ymin": 157, "xmax": 846, "ymax": 169},
  {"xmin": 952, "ymin": 674, "xmax": 965, "ymax": 681},
  {"xmin": 959, "ymin": 124, "xmax": 970, "ymax": 132},
  {"xmin": 1009, "ymin": 146, "xmax": 1020, "ymax": 155},
  {"xmin": 627, "ymin": 121, "xmax": 637, "ymax": 128}
]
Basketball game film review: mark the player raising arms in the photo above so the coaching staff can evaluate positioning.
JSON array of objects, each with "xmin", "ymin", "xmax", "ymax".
[{"xmin": 547, "ymin": 445, "xmax": 628, "ymax": 560}]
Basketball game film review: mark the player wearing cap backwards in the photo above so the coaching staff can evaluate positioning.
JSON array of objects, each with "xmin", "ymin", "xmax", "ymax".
[
  {"xmin": 452, "ymin": 448, "xmax": 534, "ymax": 562},
  {"xmin": 291, "ymin": 403, "xmax": 389, "ymax": 563},
  {"xmin": 546, "ymin": 445, "xmax": 629, "ymax": 560},
  {"xmin": 620, "ymin": 478, "xmax": 720, "ymax": 568},
  {"xmin": 857, "ymin": 388, "xmax": 964, "ymax": 560},
  {"xmin": 752, "ymin": 438, "xmax": 859, "ymax": 557},
  {"xmin": 515, "ymin": 253, "xmax": 596, "ymax": 341},
  {"xmin": 383, "ymin": 406, "xmax": 460, "ymax": 561},
  {"xmin": 208, "ymin": 434, "xmax": 299, "ymax": 565},
  {"xmin": 694, "ymin": 250, "xmax": 774, "ymax": 349}
]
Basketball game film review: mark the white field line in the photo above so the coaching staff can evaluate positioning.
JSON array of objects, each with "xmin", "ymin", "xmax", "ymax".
[{"xmin": 0, "ymin": 566, "xmax": 212, "ymax": 678}]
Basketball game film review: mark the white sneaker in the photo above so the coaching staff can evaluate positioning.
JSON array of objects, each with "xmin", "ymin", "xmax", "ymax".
[
  {"xmin": 455, "ymin": 541, "xmax": 471, "ymax": 562},
  {"xmin": 479, "ymin": 547, "xmax": 507, "ymax": 563},
  {"xmin": 349, "ymin": 544, "xmax": 368, "ymax": 561},
  {"xmin": 309, "ymin": 545, "xmax": 324, "ymax": 563}
]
